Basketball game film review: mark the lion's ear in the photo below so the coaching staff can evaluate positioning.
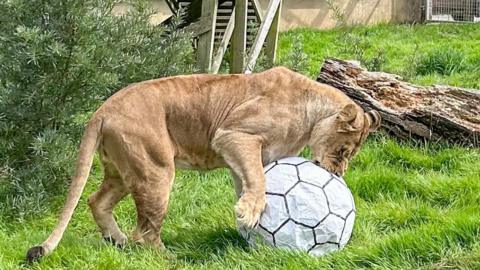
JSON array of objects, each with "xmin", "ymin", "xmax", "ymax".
[
  {"xmin": 365, "ymin": 110, "xmax": 381, "ymax": 132},
  {"xmin": 337, "ymin": 104, "xmax": 359, "ymax": 133}
]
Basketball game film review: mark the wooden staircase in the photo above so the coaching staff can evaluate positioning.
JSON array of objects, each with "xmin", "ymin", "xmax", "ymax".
[
  {"xmin": 215, "ymin": 0, "xmax": 262, "ymax": 45},
  {"xmin": 165, "ymin": 0, "xmax": 263, "ymax": 45},
  {"xmin": 164, "ymin": 0, "xmax": 280, "ymax": 74}
]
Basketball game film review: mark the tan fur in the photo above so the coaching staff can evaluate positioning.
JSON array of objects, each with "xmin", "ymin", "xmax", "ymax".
[{"xmin": 27, "ymin": 67, "xmax": 380, "ymax": 260}]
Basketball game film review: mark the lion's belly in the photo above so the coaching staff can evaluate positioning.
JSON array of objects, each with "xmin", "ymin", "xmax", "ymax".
[
  {"xmin": 174, "ymin": 152, "xmax": 226, "ymax": 170},
  {"xmin": 173, "ymin": 136, "xmax": 309, "ymax": 171}
]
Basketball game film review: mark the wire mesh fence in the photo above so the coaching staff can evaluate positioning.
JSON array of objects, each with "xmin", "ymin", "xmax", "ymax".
[{"xmin": 426, "ymin": 0, "xmax": 480, "ymax": 22}]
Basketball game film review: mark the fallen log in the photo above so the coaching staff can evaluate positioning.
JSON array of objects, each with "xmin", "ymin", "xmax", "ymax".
[{"xmin": 317, "ymin": 58, "xmax": 480, "ymax": 147}]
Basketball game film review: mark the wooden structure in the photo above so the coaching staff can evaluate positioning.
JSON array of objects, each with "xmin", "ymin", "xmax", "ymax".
[
  {"xmin": 165, "ymin": 0, "xmax": 281, "ymax": 73},
  {"xmin": 317, "ymin": 58, "xmax": 480, "ymax": 146}
]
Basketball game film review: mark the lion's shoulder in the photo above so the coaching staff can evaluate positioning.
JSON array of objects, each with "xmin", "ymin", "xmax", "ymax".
[{"xmin": 260, "ymin": 66, "xmax": 296, "ymax": 76}]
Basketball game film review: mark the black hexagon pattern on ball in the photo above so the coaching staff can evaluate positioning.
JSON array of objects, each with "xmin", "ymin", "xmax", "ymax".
[{"xmin": 261, "ymin": 161, "xmax": 355, "ymax": 254}]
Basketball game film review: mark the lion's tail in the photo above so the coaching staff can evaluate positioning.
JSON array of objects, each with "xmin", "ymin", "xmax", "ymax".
[{"xmin": 26, "ymin": 117, "xmax": 103, "ymax": 263}]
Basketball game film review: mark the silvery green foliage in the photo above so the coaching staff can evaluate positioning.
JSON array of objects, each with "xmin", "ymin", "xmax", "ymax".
[
  {"xmin": 0, "ymin": 0, "xmax": 195, "ymax": 219},
  {"xmin": 239, "ymin": 157, "xmax": 355, "ymax": 256},
  {"xmin": 278, "ymin": 35, "xmax": 309, "ymax": 73}
]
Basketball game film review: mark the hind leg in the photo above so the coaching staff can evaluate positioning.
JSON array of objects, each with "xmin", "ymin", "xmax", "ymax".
[
  {"xmin": 114, "ymin": 133, "xmax": 175, "ymax": 248},
  {"xmin": 130, "ymin": 165, "xmax": 174, "ymax": 249},
  {"xmin": 88, "ymin": 163, "xmax": 129, "ymax": 247},
  {"xmin": 101, "ymin": 117, "xmax": 175, "ymax": 249}
]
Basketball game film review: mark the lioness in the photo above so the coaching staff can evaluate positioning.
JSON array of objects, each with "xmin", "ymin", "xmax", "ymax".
[{"xmin": 27, "ymin": 67, "xmax": 380, "ymax": 262}]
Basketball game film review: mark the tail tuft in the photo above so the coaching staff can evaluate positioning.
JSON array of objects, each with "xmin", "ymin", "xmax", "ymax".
[{"xmin": 26, "ymin": 246, "xmax": 45, "ymax": 263}]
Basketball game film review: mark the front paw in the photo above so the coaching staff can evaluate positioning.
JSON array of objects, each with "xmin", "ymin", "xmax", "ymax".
[
  {"xmin": 235, "ymin": 192, "xmax": 266, "ymax": 228},
  {"xmin": 103, "ymin": 232, "xmax": 128, "ymax": 248}
]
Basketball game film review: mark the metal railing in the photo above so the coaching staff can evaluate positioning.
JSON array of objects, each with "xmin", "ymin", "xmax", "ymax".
[{"xmin": 426, "ymin": 0, "xmax": 480, "ymax": 22}]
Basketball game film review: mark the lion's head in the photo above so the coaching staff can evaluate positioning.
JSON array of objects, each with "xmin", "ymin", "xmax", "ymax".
[{"xmin": 309, "ymin": 104, "xmax": 381, "ymax": 176}]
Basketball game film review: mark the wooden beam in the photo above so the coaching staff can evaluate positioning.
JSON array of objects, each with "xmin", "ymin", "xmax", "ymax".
[
  {"xmin": 231, "ymin": 0, "xmax": 248, "ymax": 73},
  {"xmin": 184, "ymin": 16, "xmax": 213, "ymax": 37},
  {"xmin": 197, "ymin": 0, "xmax": 218, "ymax": 73},
  {"xmin": 265, "ymin": 0, "xmax": 280, "ymax": 65},
  {"xmin": 244, "ymin": 0, "xmax": 280, "ymax": 73},
  {"xmin": 251, "ymin": 0, "xmax": 264, "ymax": 22},
  {"xmin": 212, "ymin": 7, "xmax": 236, "ymax": 74}
]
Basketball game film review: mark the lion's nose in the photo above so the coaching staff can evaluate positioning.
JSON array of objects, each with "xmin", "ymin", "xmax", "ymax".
[{"xmin": 312, "ymin": 160, "xmax": 321, "ymax": 166}]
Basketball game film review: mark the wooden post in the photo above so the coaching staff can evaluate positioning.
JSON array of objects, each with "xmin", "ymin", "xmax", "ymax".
[
  {"xmin": 231, "ymin": 0, "xmax": 248, "ymax": 73},
  {"xmin": 244, "ymin": 0, "xmax": 281, "ymax": 73},
  {"xmin": 265, "ymin": 0, "xmax": 281, "ymax": 65},
  {"xmin": 197, "ymin": 0, "xmax": 218, "ymax": 73}
]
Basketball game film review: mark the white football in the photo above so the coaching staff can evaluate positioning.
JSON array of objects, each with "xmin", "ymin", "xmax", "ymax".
[{"xmin": 238, "ymin": 157, "xmax": 356, "ymax": 256}]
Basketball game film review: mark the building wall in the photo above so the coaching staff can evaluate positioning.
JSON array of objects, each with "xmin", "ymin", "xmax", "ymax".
[
  {"xmin": 114, "ymin": 0, "xmax": 423, "ymax": 30},
  {"xmin": 258, "ymin": 0, "xmax": 423, "ymax": 31}
]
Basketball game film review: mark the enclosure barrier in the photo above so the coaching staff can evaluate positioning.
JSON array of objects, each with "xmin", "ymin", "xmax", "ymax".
[{"xmin": 426, "ymin": 0, "xmax": 480, "ymax": 22}]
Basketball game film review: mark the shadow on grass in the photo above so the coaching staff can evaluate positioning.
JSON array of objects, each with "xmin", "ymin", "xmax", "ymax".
[{"xmin": 165, "ymin": 226, "xmax": 251, "ymax": 265}]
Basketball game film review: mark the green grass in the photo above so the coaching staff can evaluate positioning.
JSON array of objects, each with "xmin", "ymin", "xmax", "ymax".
[
  {"xmin": 1, "ymin": 23, "xmax": 480, "ymax": 269},
  {"xmin": 278, "ymin": 23, "xmax": 480, "ymax": 89},
  {"xmin": 1, "ymin": 136, "xmax": 478, "ymax": 269}
]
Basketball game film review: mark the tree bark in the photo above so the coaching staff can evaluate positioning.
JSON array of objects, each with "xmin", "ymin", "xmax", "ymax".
[{"xmin": 317, "ymin": 58, "xmax": 480, "ymax": 147}]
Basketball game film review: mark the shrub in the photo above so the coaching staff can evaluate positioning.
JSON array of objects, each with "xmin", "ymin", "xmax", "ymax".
[
  {"xmin": 0, "ymin": 0, "xmax": 196, "ymax": 219},
  {"xmin": 277, "ymin": 35, "xmax": 309, "ymax": 74},
  {"xmin": 338, "ymin": 31, "xmax": 387, "ymax": 72},
  {"xmin": 416, "ymin": 48, "xmax": 466, "ymax": 76},
  {"xmin": 324, "ymin": 0, "xmax": 387, "ymax": 72}
]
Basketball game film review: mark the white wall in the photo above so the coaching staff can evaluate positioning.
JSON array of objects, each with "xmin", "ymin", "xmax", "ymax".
[{"xmin": 258, "ymin": 0, "xmax": 422, "ymax": 30}]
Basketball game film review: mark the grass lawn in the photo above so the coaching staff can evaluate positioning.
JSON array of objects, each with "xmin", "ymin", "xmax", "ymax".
[
  {"xmin": 1, "ymin": 23, "xmax": 480, "ymax": 269},
  {"xmin": 278, "ymin": 23, "xmax": 480, "ymax": 89}
]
